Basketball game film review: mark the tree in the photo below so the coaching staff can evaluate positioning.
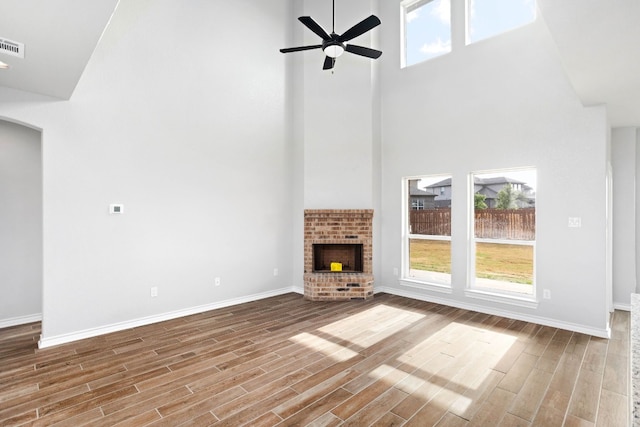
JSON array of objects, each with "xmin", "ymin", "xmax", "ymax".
[
  {"xmin": 496, "ymin": 184, "xmax": 520, "ymax": 209},
  {"xmin": 474, "ymin": 193, "xmax": 488, "ymax": 210}
]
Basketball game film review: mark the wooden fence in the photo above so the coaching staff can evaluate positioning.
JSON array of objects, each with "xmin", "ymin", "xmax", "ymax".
[{"xmin": 409, "ymin": 208, "xmax": 535, "ymax": 240}]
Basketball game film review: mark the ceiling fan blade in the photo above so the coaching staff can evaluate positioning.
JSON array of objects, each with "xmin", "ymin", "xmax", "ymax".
[
  {"xmin": 338, "ymin": 15, "xmax": 381, "ymax": 42},
  {"xmin": 345, "ymin": 44, "xmax": 382, "ymax": 59},
  {"xmin": 280, "ymin": 45, "xmax": 323, "ymax": 53},
  {"xmin": 323, "ymin": 56, "xmax": 335, "ymax": 70},
  {"xmin": 299, "ymin": 16, "xmax": 331, "ymax": 41}
]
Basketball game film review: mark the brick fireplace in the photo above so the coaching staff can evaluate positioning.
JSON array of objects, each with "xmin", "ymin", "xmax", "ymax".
[{"xmin": 304, "ymin": 209, "xmax": 374, "ymax": 301}]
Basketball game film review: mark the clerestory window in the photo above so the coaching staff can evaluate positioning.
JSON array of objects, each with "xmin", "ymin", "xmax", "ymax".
[
  {"xmin": 467, "ymin": 0, "xmax": 536, "ymax": 44},
  {"xmin": 402, "ymin": 0, "xmax": 452, "ymax": 67},
  {"xmin": 401, "ymin": 0, "xmax": 536, "ymax": 68}
]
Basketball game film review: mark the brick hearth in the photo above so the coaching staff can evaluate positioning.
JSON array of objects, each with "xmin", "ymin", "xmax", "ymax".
[{"xmin": 303, "ymin": 209, "xmax": 374, "ymax": 301}]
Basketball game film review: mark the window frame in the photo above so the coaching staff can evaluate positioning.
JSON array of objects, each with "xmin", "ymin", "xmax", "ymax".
[
  {"xmin": 411, "ymin": 199, "xmax": 426, "ymax": 210},
  {"xmin": 401, "ymin": 175, "xmax": 453, "ymax": 293},
  {"xmin": 401, "ymin": 0, "xmax": 453, "ymax": 68},
  {"xmin": 466, "ymin": 168, "xmax": 538, "ymax": 307}
]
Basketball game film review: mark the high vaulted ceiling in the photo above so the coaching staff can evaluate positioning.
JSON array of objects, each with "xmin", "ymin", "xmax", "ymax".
[
  {"xmin": 538, "ymin": 0, "xmax": 640, "ymax": 127},
  {"xmin": 0, "ymin": 0, "xmax": 119, "ymax": 100},
  {"xmin": 0, "ymin": 0, "xmax": 639, "ymax": 126}
]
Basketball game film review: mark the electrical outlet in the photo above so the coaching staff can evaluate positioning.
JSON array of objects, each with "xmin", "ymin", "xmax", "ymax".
[
  {"xmin": 568, "ymin": 217, "xmax": 582, "ymax": 228},
  {"xmin": 215, "ymin": 277, "xmax": 221, "ymax": 287},
  {"xmin": 273, "ymin": 268, "xmax": 279, "ymax": 276},
  {"xmin": 150, "ymin": 286, "xmax": 158, "ymax": 297},
  {"xmin": 109, "ymin": 204, "xmax": 124, "ymax": 214},
  {"xmin": 393, "ymin": 267, "xmax": 399, "ymax": 276},
  {"xmin": 543, "ymin": 289, "xmax": 551, "ymax": 300}
]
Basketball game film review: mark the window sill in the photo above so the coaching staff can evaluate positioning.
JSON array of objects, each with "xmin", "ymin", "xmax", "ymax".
[
  {"xmin": 464, "ymin": 288, "xmax": 538, "ymax": 309},
  {"xmin": 400, "ymin": 278, "xmax": 453, "ymax": 294}
]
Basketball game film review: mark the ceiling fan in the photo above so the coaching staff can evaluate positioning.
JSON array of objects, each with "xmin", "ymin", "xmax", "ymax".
[{"xmin": 279, "ymin": 0, "xmax": 382, "ymax": 70}]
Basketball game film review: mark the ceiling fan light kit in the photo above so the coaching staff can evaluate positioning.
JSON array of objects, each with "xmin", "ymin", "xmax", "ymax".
[
  {"xmin": 324, "ymin": 44, "xmax": 344, "ymax": 58},
  {"xmin": 280, "ymin": 0, "xmax": 382, "ymax": 70}
]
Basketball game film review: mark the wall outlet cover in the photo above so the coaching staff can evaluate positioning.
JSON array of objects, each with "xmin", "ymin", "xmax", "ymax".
[
  {"xmin": 109, "ymin": 204, "xmax": 124, "ymax": 214},
  {"xmin": 568, "ymin": 217, "xmax": 581, "ymax": 228}
]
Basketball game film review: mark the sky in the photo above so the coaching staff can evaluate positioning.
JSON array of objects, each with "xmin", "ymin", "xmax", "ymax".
[{"xmin": 405, "ymin": 0, "xmax": 536, "ymax": 66}]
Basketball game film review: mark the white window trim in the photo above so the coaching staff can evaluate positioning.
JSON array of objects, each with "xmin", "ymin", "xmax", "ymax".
[
  {"xmin": 475, "ymin": 238, "xmax": 535, "ymax": 246},
  {"xmin": 402, "ymin": 176, "xmax": 453, "ymax": 289},
  {"xmin": 464, "ymin": 287, "xmax": 538, "ymax": 309},
  {"xmin": 404, "ymin": 0, "xmax": 435, "ymax": 14},
  {"xmin": 400, "ymin": 278, "xmax": 454, "ymax": 294},
  {"xmin": 410, "ymin": 234, "xmax": 450, "ymax": 241},
  {"xmin": 468, "ymin": 169, "xmax": 537, "ymax": 304},
  {"xmin": 401, "ymin": 0, "xmax": 452, "ymax": 68}
]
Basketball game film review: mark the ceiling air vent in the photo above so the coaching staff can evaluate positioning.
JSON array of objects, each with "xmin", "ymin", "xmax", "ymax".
[{"xmin": 0, "ymin": 37, "xmax": 24, "ymax": 59}]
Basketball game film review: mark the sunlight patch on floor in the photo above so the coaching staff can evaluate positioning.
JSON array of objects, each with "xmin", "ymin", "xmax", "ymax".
[
  {"xmin": 289, "ymin": 305, "xmax": 521, "ymax": 417},
  {"xmin": 289, "ymin": 332, "xmax": 359, "ymax": 361},
  {"xmin": 394, "ymin": 321, "xmax": 518, "ymax": 413},
  {"xmin": 288, "ymin": 305, "xmax": 425, "ymax": 363},
  {"xmin": 317, "ymin": 304, "xmax": 426, "ymax": 347}
]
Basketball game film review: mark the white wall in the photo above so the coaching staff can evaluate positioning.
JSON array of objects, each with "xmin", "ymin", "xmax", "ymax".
[
  {"xmin": 0, "ymin": 0, "xmax": 621, "ymax": 341},
  {"xmin": 293, "ymin": 0, "xmax": 383, "ymax": 284},
  {"xmin": 376, "ymin": 3, "xmax": 610, "ymax": 336},
  {"xmin": 0, "ymin": 0, "xmax": 294, "ymax": 345},
  {"xmin": 301, "ymin": 0, "xmax": 377, "ymax": 210},
  {"xmin": 637, "ymin": 129, "xmax": 640, "ymax": 294},
  {"xmin": 0, "ymin": 120, "xmax": 42, "ymax": 326},
  {"xmin": 612, "ymin": 128, "xmax": 637, "ymax": 308}
]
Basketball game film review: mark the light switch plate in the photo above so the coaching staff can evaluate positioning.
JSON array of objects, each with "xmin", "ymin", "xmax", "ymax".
[{"xmin": 109, "ymin": 204, "xmax": 124, "ymax": 214}]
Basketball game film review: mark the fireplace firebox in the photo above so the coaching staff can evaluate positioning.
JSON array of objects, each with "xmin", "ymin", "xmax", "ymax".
[
  {"xmin": 304, "ymin": 209, "xmax": 373, "ymax": 301},
  {"xmin": 313, "ymin": 244, "xmax": 363, "ymax": 273}
]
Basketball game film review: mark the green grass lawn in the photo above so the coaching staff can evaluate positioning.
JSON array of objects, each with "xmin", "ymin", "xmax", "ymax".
[
  {"xmin": 409, "ymin": 240, "xmax": 451, "ymax": 273},
  {"xmin": 410, "ymin": 239, "xmax": 533, "ymax": 285}
]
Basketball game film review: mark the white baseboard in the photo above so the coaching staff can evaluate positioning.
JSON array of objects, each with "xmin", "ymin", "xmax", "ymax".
[
  {"xmin": 614, "ymin": 302, "xmax": 631, "ymax": 312},
  {"xmin": 0, "ymin": 313, "xmax": 42, "ymax": 329},
  {"xmin": 38, "ymin": 287, "xmax": 298, "ymax": 349},
  {"xmin": 37, "ymin": 284, "xmax": 614, "ymax": 348},
  {"xmin": 375, "ymin": 286, "xmax": 611, "ymax": 339}
]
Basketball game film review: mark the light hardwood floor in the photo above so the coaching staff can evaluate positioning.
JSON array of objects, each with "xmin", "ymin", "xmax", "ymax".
[{"xmin": 0, "ymin": 293, "xmax": 630, "ymax": 426}]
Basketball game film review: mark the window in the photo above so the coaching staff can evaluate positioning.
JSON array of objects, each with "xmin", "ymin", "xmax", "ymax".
[
  {"xmin": 470, "ymin": 168, "xmax": 536, "ymax": 297},
  {"xmin": 412, "ymin": 199, "xmax": 425, "ymax": 210},
  {"xmin": 467, "ymin": 0, "xmax": 536, "ymax": 44},
  {"xmin": 402, "ymin": 0, "xmax": 452, "ymax": 67},
  {"xmin": 404, "ymin": 176, "xmax": 452, "ymax": 286}
]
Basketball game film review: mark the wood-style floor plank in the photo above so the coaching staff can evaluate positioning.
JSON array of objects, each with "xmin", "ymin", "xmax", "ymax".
[{"xmin": 0, "ymin": 293, "xmax": 630, "ymax": 426}]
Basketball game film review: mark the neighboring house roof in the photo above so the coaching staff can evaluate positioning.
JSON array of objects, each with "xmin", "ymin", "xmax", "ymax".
[
  {"xmin": 410, "ymin": 189, "xmax": 436, "ymax": 197},
  {"xmin": 424, "ymin": 176, "xmax": 526, "ymax": 189},
  {"xmin": 475, "ymin": 176, "xmax": 526, "ymax": 186},
  {"xmin": 425, "ymin": 178, "xmax": 452, "ymax": 188},
  {"xmin": 420, "ymin": 176, "xmax": 534, "ymax": 205},
  {"xmin": 408, "ymin": 180, "xmax": 437, "ymax": 197},
  {"xmin": 476, "ymin": 187, "xmax": 499, "ymax": 198}
]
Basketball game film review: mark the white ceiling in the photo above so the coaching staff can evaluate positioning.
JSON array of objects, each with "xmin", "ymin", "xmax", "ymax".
[
  {"xmin": 0, "ymin": 0, "xmax": 639, "ymax": 126},
  {"xmin": 0, "ymin": 0, "xmax": 119, "ymax": 100},
  {"xmin": 538, "ymin": 0, "xmax": 640, "ymax": 127}
]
